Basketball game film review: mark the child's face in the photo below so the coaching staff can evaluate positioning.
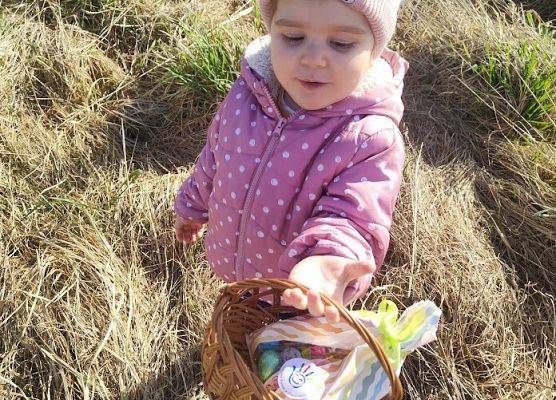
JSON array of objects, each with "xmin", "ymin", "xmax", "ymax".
[{"xmin": 269, "ymin": 0, "xmax": 375, "ymax": 111}]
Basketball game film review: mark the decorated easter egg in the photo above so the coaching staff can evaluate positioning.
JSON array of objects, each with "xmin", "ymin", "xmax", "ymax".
[
  {"xmin": 258, "ymin": 350, "xmax": 282, "ymax": 382},
  {"xmin": 258, "ymin": 341, "xmax": 280, "ymax": 352},
  {"xmin": 277, "ymin": 358, "xmax": 327, "ymax": 399},
  {"xmin": 280, "ymin": 347, "xmax": 302, "ymax": 363},
  {"xmin": 300, "ymin": 346, "xmax": 312, "ymax": 359},
  {"xmin": 310, "ymin": 345, "xmax": 327, "ymax": 358},
  {"xmin": 263, "ymin": 372, "xmax": 280, "ymax": 391}
]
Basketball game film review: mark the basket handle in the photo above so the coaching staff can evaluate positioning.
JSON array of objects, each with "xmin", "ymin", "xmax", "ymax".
[{"xmin": 231, "ymin": 278, "xmax": 404, "ymax": 400}]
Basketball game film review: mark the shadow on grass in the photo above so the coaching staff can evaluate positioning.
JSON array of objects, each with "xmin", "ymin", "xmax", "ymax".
[
  {"xmin": 121, "ymin": 345, "xmax": 207, "ymax": 400},
  {"xmin": 104, "ymin": 86, "xmax": 218, "ymax": 174},
  {"xmin": 516, "ymin": 0, "xmax": 556, "ymax": 22}
]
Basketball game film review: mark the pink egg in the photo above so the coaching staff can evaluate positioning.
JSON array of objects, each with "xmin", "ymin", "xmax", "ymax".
[{"xmin": 310, "ymin": 345, "xmax": 327, "ymax": 358}]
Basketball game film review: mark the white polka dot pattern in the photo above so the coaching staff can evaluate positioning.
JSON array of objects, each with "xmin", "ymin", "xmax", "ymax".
[{"xmin": 173, "ymin": 58, "xmax": 408, "ymax": 299}]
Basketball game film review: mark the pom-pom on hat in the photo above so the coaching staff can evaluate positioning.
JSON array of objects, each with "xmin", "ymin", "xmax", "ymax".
[{"xmin": 258, "ymin": 0, "xmax": 402, "ymax": 59}]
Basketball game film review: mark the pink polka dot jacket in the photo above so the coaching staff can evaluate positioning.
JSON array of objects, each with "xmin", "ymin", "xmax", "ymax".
[{"xmin": 174, "ymin": 35, "xmax": 409, "ymax": 303}]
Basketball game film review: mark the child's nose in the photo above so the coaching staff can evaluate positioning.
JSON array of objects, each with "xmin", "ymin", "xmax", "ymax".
[{"xmin": 300, "ymin": 42, "xmax": 327, "ymax": 69}]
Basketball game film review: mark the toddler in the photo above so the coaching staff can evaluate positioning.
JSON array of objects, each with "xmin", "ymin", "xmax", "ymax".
[{"xmin": 174, "ymin": 0, "xmax": 408, "ymax": 323}]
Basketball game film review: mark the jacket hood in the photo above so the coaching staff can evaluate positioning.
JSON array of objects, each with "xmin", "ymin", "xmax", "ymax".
[{"xmin": 240, "ymin": 34, "xmax": 409, "ymax": 125}]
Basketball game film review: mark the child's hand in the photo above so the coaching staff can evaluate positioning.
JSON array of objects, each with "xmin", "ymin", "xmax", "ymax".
[
  {"xmin": 174, "ymin": 215, "xmax": 205, "ymax": 243},
  {"xmin": 282, "ymin": 255, "xmax": 375, "ymax": 323}
]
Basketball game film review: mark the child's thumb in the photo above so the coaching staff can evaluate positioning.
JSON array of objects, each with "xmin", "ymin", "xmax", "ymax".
[{"xmin": 344, "ymin": 259, "xmax": 376, "ymax": 281}]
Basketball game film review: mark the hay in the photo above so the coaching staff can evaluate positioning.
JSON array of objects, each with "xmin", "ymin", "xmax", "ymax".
[{"xmin": 0, "ymin": 0, "xmax": 553, "ymax": 399}]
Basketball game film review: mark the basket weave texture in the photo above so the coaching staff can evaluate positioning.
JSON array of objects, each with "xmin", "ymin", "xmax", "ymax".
[{"xmin": 201, "ymin": 278, "xmax": 403, "ymax": 400}]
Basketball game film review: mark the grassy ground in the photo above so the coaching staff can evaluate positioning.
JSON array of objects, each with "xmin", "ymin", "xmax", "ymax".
[{"xmin": 0, "ymin": 0, "xmax": 554, "ymax": 399}]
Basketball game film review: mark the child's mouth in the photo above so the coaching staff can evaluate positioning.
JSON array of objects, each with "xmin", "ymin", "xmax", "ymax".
[{"xmin": 298, "ymin": 79, "xmax": 327, "ymax": 90}]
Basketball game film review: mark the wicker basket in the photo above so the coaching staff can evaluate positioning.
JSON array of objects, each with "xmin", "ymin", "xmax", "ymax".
[{"xmin": 201, "ymin": 278, "xmax": 403, "ymax": 400}]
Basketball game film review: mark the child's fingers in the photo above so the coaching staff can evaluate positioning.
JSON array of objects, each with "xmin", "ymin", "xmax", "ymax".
[
  {"xmin": 175, "ymin": 218, "xmax": 206, "ymax": 244},
  {"xmin": 186, "ymin": 229, "xmax": 198, "ymax": 242},
  {"xmin": 283, "ymin": 289, "xmax": 340, "ymax": 323},
  {"xmin": 324, "ymin": 306, "xmax": 340, "ymax": 324},
  {"xmin": 179, "ymin": 227, "xmax": 195, "ymax": 243},
  {"xmin": 282, "ymin": 289, "xmax": 295, "ymax": 306},
  {"xmin": 282, "ymin": 289, "xmax": 290, "ymax": 304},
  {"xmin": 283, "ymin": 288, "xmax": 307, "ymax": 310},
  {"xmin": 307, "ymin": 290, "xmax": 324, "ymax": 317},
  {"xmin": 176, "ymin": 227, "xmax": 185, "ymax": 243},
  {"xmin": 291, "ymin": 288, "xmax": 307, "ymax": 309},
  {"xmin": 193, "ymin": 226, "xmax": 206, "ymax": 242},
  {"xmin": 192, "ymin": 231, "xmax": 202, "ymax": 242}
]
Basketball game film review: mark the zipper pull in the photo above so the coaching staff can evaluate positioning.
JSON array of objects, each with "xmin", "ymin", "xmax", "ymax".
[{"xmin": 275, "ymin": 118, "xmax": 286, "ymax": 133}]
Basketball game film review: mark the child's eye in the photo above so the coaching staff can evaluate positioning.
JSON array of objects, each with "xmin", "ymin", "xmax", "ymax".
[
  {"xmin": 331, "ymin": 41, "xmax": 354, "ymax": 50},
  {"xmin": 280, "ymin": 35, "xmax": 354, "ymax": 51},
  {"xmin": 282, "ymin": 34, "xmax": 303, "ymax": 44}
]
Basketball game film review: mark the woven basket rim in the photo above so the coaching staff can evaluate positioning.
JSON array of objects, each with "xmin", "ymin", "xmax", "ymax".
[{"xmin": 204, "ymin": 278, "xmax": 403, "ymax": 400}]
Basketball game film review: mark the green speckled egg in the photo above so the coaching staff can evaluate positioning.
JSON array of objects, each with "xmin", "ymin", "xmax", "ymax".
[
  {"xmin": 258, "ymin": 341, "xmax": 280, "ymax": 352},
  {"xmin": 258, "ymin": 350, "xmax": 282, "ymax": 382},
  {"xmin": 300, "ymin": 346, "xmax": 312, "ymax": 359}
]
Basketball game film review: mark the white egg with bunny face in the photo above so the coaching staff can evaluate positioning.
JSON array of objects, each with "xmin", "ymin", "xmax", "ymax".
[{"xmin": 278, "ymin": 358, "xmax": 328, "ymax": 399}]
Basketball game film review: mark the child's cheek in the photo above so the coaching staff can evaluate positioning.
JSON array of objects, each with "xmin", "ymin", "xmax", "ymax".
[{"xmin": 271, "ymin": 43, "xmax": 296, "ymax": 73}]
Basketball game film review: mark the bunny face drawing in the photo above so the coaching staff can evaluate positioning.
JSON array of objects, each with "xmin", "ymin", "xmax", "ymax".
[
  {"xmin": 278, "ymin": 358, "xmax": 327, "ymax": 399},
  {"xmin": 287, "ymin": 362, "xmax": 314, "ymax": 388}
]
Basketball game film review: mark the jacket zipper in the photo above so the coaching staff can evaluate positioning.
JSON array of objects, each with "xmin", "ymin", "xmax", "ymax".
[{"xmin": 235, "ymin": 85, "xmax": 303, "ymax": 280}]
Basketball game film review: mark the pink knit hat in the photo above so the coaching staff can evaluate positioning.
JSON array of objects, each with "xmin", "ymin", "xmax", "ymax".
[{"xmin": 258, "ymin": 0, "xmax": 402, "ymax": 59}]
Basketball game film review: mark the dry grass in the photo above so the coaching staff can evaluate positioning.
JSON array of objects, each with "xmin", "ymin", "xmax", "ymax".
[{"xmin": 1, "ymin": 0, "xmax": 554, "ymax": 399}]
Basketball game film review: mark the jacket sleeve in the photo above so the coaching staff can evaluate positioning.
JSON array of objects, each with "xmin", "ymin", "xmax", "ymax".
[
  {"xmin": 173, "ymin": 110, "xmax": 221, "ymax": 224},
  {"xmin": 280, "ymin": 126, "xmax": 405, "ymax": 303}
]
